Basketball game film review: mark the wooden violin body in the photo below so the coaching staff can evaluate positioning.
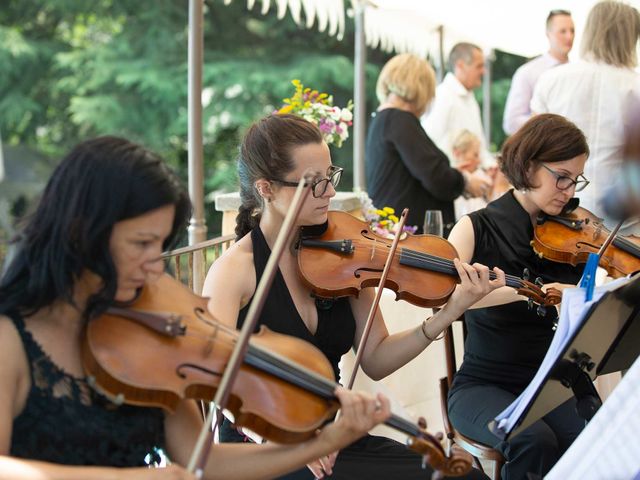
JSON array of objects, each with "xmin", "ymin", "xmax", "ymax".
[
  {"xmin": 298, "ymin": 211, "xmax": 459, "ymax": 308},
  {"xmin": 533, "ymin": 206, "xmax": 640, "ymax": 278},
  {"xmin": 82, "ymin": 273, "xmax": 472, "ymax": 476},
  {"xmin": 82, "ymin": 273, "xmax": 338, "ymax": 444},
  {"xmin": 298, "ymin": 211, "xmax": 560, "ymax": 310}
]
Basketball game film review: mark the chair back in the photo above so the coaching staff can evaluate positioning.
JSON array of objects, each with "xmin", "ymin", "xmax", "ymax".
[{"xmin": 162, "ymin": 234, "xmax": 235, "ymax": 292}]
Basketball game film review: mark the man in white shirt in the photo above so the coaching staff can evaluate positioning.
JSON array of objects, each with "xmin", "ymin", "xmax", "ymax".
[
  {"xmin": 502, "ymin": 10, "xmax": 574, "ymax": 135},
  {"xmin": 531, "ymin": 1, "xmax": 640, "ymax": 230},
  {"xmin": 421, "ymin": 42, "xmax": 492, "ymax": 165}
]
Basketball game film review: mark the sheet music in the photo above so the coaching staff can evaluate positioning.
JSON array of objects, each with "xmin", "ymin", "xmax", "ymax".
[
  {"xmin": 491, "ymin": 277, "xmax": 629, "ymax": 438},
  {"xmin": 545, "ymin": 356, "xmax": 640, "ymax": 480}
]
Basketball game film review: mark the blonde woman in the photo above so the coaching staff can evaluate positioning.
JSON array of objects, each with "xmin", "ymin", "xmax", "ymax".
[
  {"xmin": 532, "ymin": 0, "xmax": 640, "ymax": 230},
  {"xmin": 365, "ymin": 53, "xmax": 491, "ymax": 236}
]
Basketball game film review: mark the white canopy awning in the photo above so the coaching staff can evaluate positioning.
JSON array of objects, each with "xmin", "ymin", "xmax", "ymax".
[
  {"xmin": 236, "ymin": 0, "xmax": 640, "ymax": 59},
  {"xmin": 366, "ymin": 0, "xmax": 640, "ymax": 59}
]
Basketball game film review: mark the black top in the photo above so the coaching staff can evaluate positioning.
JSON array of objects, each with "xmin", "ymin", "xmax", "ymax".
[
  {"xmin": 455, "ymin": 191, "xmax": 584, "ymax": 392},
  {"xmin": 237, "ymin": 227, "xmax": 356, "ymax": 381},
  {"xmin": 365, "ymin": 108, "xmax": 465, "ymax": 233},
  {"xmin": 8, "ymin": 311, "xmax": 165, "ymax": 466}
]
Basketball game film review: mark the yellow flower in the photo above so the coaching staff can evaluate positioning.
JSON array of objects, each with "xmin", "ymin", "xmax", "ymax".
[
  {"xmin": 383, "ymin": 207, "xmax": 395, "ymax": 214},
  {"xmin": 278, "ymin": 104, "xmax": 294, "ymax": 114},
  {"xmin": 376, "ymin": 209, "xmax": 387, "ymax": 218},
  {"xmin": 379, "ymin": 220, "xmax": 389, "ymax": 226},
  {"xmin": 388, "ymin": 214, "xmax": 399, "ymax": 223}
]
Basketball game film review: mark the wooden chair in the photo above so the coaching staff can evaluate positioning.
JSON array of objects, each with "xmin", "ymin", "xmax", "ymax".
[{"xmin": 438, "ymin": 318, "xmax": 505, "ymax": 480}]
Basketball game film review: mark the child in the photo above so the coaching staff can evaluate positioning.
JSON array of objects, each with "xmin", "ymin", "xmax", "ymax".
[{"xmin": 452, "ymin": 130, "xmax": 492, "ymax": 220}]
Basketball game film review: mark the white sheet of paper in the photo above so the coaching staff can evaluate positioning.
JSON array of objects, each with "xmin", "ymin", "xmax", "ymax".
[{"xmin": 493, "ymin": 277, "xmax": 629, "ymax": 436}]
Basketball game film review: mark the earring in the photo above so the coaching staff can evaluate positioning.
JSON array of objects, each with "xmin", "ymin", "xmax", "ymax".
[{"xmin": 521, "ymin": 188, "xmax": 528, "ymax": 194}]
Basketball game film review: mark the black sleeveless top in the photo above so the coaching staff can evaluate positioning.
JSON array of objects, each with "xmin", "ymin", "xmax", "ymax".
[
  {"xmin": 9, "ymin": 311, "xmax": 166, "ymax": 467},
  {"xmin": 237, "ymin": 227, "xmax": 356, "ymax": 381},
  {"xmin": 454, "ymin": 191, "xmax": 584, "ymax": 392}
]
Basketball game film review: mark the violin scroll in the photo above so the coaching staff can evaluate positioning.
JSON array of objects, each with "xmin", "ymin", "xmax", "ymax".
[
  {"xmin": 516, "ymin": 280, "xmax": 562, "ymax": 308},
  {"xmin": 406, "ymin": 431, "xmax": 473, "ymax": 478}
]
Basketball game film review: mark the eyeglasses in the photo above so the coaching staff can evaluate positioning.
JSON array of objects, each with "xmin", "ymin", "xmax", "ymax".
[
  {"xmin": 541, "ymin": 164, "xmax": 590, "ymax": 192},
  {"xmin": 271, "ymin": 166, "xmax": 343, "ymax": 198}
]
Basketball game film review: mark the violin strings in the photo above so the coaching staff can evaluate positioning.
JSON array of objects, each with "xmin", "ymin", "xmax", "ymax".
[
  {"xmin": 613, "ymin": 235, "xmax": 640, "ymax": 258},
  {"xmin": 179, "ymin": 324, "xmax": 422, "ymax": 438},
  {"xmin": 346, "ymin": 239, "xmax": 524, "ymax": 288}
]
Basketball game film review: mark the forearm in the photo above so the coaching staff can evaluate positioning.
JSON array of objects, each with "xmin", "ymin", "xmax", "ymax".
[
  {"xmin": 204, "ymin": 434, "xmax": 340, "ymax": 480},
  {"xmin": 361, "ymin": 325, "xmax": 428, "ymax": 380},
  {"xmin": 0, "ymin": 456, "xmax": 135, "ymax": 480},
  {"xmin": 467, "ymin": 285, "xmax": 525, "ymax": 309},
  {"xmin": 362, "ymin": 304, "xmax": 462, "ymax": 380}
]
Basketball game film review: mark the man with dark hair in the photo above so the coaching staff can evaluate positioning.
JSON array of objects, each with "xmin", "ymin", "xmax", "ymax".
[
  {"xmin": 421, "ymin": 42, "xmax": 493, "ymax": 166},
  {"xmin": 503, "ymin": 10, "xmax": 574, "ymax": 135}
]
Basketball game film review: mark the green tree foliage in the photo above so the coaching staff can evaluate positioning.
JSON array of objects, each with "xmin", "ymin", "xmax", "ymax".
[
  {"xmin": 2, "ymin": 0, "xmax": 522, "ymax": 241},
  {"xmin": 1, "ymin": 0, "xmax": 390, "ymax": 237}
]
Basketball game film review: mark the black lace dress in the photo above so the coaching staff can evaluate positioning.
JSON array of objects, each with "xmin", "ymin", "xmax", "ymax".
[{"xmin": 9, "ymin": 311, "xmax": 166, "ymax": 467}]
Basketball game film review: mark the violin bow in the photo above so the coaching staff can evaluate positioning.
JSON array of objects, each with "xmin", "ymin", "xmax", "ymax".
[
  {"xmin": 187, "ymin": 171, "xmax": 315, "ymax": 477},
  {"xmin": 597, "ymin": 219, "xmax": 625, "ymax": 257},
  {"xmin": 345, "ymin": 208, "xmax": 409, "ymax": 389}
]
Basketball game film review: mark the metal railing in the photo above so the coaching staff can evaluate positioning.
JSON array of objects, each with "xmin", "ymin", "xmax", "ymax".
[{"xmin": 162, "ymin": 234, "xmax": 235, "ymax": 292}]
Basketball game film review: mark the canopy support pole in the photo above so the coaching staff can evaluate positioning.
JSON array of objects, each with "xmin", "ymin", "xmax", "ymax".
[
  {"xmin": 353, "ymin": 0, "xmax": 367, "ymax": 192},
  {"xmin": 187, "ymin": 0, "xmax": 207, "ymax": 293}
]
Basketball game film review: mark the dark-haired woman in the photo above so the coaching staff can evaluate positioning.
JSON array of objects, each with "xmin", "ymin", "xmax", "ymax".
[
  {"xmin": 0, "ymin": 136, "xmax": 393, "ymax": 479},
  {"xmin": 203, "ymin": 113, "xmax": 503, "ymax": 480},
  {"xmin": 446, "ymin": 114, "xmax": 591, "ymax": 480}
]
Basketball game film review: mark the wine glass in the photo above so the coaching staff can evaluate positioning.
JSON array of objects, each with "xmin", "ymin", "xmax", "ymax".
[{"xmin": 423, "ymin": 210, "xmax": 443, "ymax": 237}]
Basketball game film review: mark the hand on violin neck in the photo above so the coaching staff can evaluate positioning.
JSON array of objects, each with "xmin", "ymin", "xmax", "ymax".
[
  {"xmin": 317, "ymin": 389, "xmax": 390, "ymax": 451},
  {"xmin": 447, "ymin": 259, "xmax": 506, "ymax": 316}
]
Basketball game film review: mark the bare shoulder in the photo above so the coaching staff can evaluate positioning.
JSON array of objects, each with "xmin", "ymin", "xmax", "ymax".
[
  {"xmin": 0, "ymin": 315, "xmax": 28, "ymax": 375},
  {"xmin": 447, "ymin": 215, "xmax": 475, "ymax": 263},
  {"xmin": 203, "ymin": 233, "xmax": 256, "ymax": 310},
  {"xmin": 0, "ymin": 315, "xmax": 30, "ymax": 429}
]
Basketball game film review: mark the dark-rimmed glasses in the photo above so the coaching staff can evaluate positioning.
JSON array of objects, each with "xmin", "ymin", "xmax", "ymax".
[
  {"xmin": 271, "ymin": 166, "xmax": 343, "ymax": 198},
  {"xmin": 541, "ymin": 164, "xmax": 589, "ymax": 192}
]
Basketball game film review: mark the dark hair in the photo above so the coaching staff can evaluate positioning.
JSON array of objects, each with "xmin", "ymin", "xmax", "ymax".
[
  {"xmin": 235, "ymin": 114, "xmax": 323, "ymax": 240},
  {"xmin": 0, "ymin": 136, "xmax": 191, "ymax": 319},
  {"xmin": 448, "ymin": 42, "xmax": 482, "ymax": 72},
  {"xmin": 546, "ymin": 9, "xmax": 571, "ymax": 29},
  {"xmin": 499, "ymin": 114, "xmax": 589, "ymax": 190}
]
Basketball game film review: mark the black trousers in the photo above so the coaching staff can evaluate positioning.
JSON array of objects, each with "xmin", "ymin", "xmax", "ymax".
[
  {"xmin": 220, "ymin": 417, "xmax": 489, "ymax": 479},
  {"xmin": 448, "ymin": 381, "xmax": 585, "ymax": 480}
]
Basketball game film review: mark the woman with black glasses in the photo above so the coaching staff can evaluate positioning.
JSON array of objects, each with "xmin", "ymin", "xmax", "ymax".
[
  {"xmin": 203, "ymin": 113, "xmax": 501, "ymax": 480},
  {"xmin": 446, "ymin": 114, "xmax": 591, "ymax": 480}
]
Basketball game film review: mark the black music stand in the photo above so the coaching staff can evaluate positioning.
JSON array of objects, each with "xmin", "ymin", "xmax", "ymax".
[{"xmin": 490, "ymin": 273, "xmax": 640, "ymax": 441}]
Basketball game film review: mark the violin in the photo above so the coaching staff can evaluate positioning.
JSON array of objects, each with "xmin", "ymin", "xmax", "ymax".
[
  {"xmin": 297, "ymin": 211, "xmax": 560, "ymax": 312},
  {"xmin": 533, "ymin": 205, "xmax": 640, "ymax": 278},
  {"xmin": 82, "ymin": 273, "xmax": 472, "ymax": 477}
]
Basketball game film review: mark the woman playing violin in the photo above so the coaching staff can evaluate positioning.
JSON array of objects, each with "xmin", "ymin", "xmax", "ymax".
[
  {"xmin": 202, "ymin": 113, "xmax": 504, "ymax": 480},
  {"xmin": 446, "ymin": 114, "xmax": 590, "ymax": 479},
  {"xmin": 0, "ymin": 136, "xmax": 391, "ymax": 479}
]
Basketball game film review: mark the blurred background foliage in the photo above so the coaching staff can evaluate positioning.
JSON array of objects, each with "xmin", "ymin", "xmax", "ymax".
[{"xmin": 0, "ymin": 0, "xmax": 526, "ymax": 254}]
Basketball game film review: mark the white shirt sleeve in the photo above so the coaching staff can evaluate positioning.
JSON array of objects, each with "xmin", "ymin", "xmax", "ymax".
[
  {"xmin": 503, "ymin": 66, "xmax": 533, "ymax": 135},
  {"xmin": 421, "ymin": 94, "xmax": 453, "ymax": 155},
  {"xmin": 530, "ymin": 71, "xmax": 552, "ymax": 115}
]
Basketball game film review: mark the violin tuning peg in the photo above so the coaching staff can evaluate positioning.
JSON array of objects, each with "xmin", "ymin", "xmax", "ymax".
[
  {"xmin": 537, "ymin": 304, "xmax": 546, "ymax": 317},
  {"xmin": 535, "ymin": 277, "xmax": 544, "ymax": 287},
  {"xmin": 522, "ymin": 268, "xmax": 530, "ymax": 281},
  {"xmin": 527, "ymin": 298, "xmax": 534, "ymax": 309},
  {"xmin": 417, "ymin": 416, "xmax": 427, "ymax": 429}
]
